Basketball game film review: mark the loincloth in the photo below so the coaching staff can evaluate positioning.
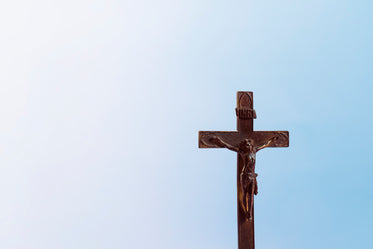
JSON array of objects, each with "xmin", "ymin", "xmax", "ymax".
[{"xmin": 240, "ymin": 172, "xmax": 258, "ymax": 189}]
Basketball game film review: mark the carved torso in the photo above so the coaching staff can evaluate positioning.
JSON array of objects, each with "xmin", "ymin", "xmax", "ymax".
[
  {"xmin": 239, "ymin": 148, "xmax": 258, "ymax": 195},
  {"xmin": 239, "ymin": 148, "xmax": 257, "ymax": 174}
]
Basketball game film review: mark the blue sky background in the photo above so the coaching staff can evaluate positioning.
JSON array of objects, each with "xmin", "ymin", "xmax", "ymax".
[{"xmin": 0, "ymin": 1, "xmax": 372, "ymax": 249}]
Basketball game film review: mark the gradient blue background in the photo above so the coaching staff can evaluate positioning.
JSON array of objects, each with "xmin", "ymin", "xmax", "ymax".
[{"xmin": 0, "ymin": 1, "xmax": 372, "ymax": 249}]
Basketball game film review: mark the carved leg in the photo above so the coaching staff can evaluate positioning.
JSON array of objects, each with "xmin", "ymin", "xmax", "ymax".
[
  {"xmin": 245, "ymin": 191, "xmax": 250, "ymax": 214},
  {"xmin": 240, "ymin": 172, "xmax": 247, "ymax": 213},
  {"xmin": 254, "ymin": 178, "xmax": 258, "ymax": 195},
  {"xmin": 249, "ymin": 182, "xmax": 255, "ymax": 220},
  {"xmin": 241, "ymin": 189, "xmax": 247, "ymax": 214}
]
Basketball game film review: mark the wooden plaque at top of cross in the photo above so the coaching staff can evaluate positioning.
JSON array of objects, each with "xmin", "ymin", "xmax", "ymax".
[{"xmin": 198, "ymin": 91, "xmax": 289, "ymax": 249}]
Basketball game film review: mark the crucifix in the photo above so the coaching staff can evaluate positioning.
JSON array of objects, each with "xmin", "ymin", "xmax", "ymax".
[{"xmin": 198, "ymin": 91, "xmax": 289, "ymax": 249}]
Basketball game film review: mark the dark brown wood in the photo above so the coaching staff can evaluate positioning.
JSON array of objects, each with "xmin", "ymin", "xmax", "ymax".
[
  {"xmin": 198, "ymin": 91, "xmax": 289, "ymax": 249},
  {"xmin": 199, "ymin": 131, "xmax": 289, "ymax": 149}
]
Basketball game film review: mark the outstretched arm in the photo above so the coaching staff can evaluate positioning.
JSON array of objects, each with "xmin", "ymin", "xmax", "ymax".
[
  {"xmin": 210, "ymin": 136, "xmax": 239, "ymax": 152},
  {"xmin": 256, "ymin": 136, "xmax": 277, "ymax": 151}
]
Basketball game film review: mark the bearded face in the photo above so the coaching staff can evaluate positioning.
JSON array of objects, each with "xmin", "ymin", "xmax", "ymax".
[{"xmin": 241, "ymin": 139, "xmax": 254, "ymax": 151}]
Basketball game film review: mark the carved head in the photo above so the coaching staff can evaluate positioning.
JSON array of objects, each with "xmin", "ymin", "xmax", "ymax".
[{"xmin": 240, "ymin": 138, "xmax": 254, "ymax": 151}]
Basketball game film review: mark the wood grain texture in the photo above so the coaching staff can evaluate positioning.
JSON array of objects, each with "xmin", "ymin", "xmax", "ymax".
[{"xmin": 199, "ymin": 131, "xmax": 289, "ymax": 148}]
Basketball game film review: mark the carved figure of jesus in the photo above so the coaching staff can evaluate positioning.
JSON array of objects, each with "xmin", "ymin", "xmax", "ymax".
[{"xmin": 210, "ymin": 136, "xmax": 277, "ymax": 220}]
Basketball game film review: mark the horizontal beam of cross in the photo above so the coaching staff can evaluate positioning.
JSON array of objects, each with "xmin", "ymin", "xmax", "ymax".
[{"xmin": 199, "ymin": 131, "xmax": 289, "ymax": 149}]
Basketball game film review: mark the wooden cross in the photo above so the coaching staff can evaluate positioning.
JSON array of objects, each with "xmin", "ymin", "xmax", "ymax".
[{"xmin": 198, "ymin": 91, "xmax": 289, "ymax": 249}]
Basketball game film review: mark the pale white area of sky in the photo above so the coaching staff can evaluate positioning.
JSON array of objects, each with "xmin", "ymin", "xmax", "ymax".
[{"xmin": 0, "ymin": 1, "xmax": 372, "ymax": 249}]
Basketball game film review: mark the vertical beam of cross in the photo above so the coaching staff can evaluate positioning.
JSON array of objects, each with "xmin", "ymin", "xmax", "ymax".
[
  {"xmin": 199, "ymin": 91, "xmax": 289, "ymax": 249},
  {"xmin": 236, "ymin": 91, "xmax": 256, "ymax": 249}
]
